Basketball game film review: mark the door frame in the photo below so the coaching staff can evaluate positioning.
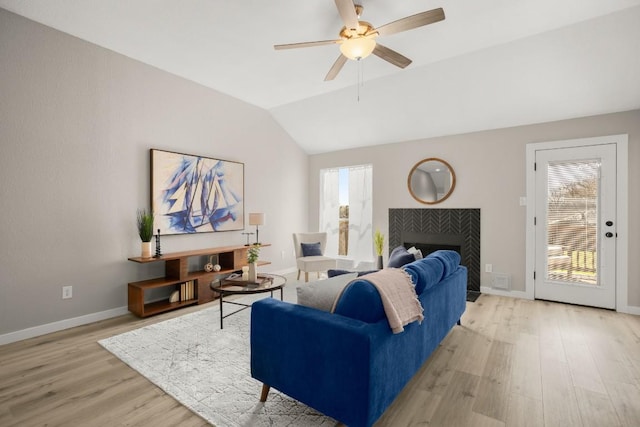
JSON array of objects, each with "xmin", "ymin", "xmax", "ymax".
[{"xmin": 525, "ymin": 134, "xmax": 628, "ymax": 311}]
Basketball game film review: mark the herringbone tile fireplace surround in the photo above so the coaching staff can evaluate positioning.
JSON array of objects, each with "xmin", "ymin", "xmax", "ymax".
[{"xmin": 389, "ymin": 208, "xmax": 480, "ymax": 293}]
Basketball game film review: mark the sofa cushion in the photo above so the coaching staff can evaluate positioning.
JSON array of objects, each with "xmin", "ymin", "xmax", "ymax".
[
  {"xmin": 387, "ymin": 246, "xmax": 415, "ymax": 268},
  {"xmin": 429, "ymin": 250, "xmax": 461, "ymax": 278},
  {"xmin": 332, "ymin": 279, "xmax": 386, "ymax": 323},
  {"xmin": 300, "ymin": 242, "xmax": 322, "ymax": 257},
  {"xmin": 297, "ymin": 273, "xmax": 358, "ymax": 312},
  {"xmin": 403, "ymin": 256, "xmax": 445, "ymax": 294},
  {"xmin": 328, "ymin": 269, "xmax": 379, "ymax": 278}
]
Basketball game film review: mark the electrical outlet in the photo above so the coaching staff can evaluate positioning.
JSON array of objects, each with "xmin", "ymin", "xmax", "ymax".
[
  {"xmin": 485, "ymin": 264, "xmax": 493, "ymax": 273},
  {"xmin": 62, "ymin": 285, "xmax": 73, "ymax": 299}
]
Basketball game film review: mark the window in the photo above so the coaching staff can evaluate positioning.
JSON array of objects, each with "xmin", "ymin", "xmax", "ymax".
[{"xmin": 320, "ymin": 165, "xmax": 373, "ymax": 263}]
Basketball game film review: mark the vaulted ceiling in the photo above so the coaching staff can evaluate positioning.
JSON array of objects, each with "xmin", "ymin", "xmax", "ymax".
[{"xmin": 2, "ymin": 0, "xmax": 639, "ymax": 153}]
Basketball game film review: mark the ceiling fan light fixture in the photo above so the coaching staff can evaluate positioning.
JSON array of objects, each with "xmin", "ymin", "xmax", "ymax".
[{"xmin": 340, "ymin": 37, "xmax": 376, "ymax": 60}]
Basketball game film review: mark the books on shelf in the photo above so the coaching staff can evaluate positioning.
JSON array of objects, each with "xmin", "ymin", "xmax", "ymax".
[{"xmin": 178, "ymin": 280, "xmax": 196, "ymax": 302}]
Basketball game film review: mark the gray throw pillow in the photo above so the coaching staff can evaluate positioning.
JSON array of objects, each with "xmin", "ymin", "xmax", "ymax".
[
  {"xmin": 297, "ymin": 272, "xmax": 358, "ymax": 312},
  {"xmin": 387, "ymin": 246, "xmax": 416, "ymax": 268}
]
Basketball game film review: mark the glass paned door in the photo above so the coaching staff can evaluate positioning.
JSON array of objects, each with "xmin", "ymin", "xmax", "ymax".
[
  {"xmin": 546, "ymin": 159, "xmax": 599, "ymax": 285},
  {"xmin": 534, "ymin": 144, "xmax": 616, "ymax": 309}
]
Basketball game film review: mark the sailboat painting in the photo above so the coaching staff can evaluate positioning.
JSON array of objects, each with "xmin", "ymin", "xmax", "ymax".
[{"xmin": 151, "ymin": 149, "xmax": 244, "ymax": 235}]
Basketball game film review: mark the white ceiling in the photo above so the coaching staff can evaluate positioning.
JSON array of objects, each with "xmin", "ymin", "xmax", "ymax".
[{"xmin": 2, "ymin": 0, "xmax": 639, "ymax": 153}]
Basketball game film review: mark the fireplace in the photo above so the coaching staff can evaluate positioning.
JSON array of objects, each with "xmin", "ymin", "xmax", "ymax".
[{"xmin": 389, "ymin": 209, "xmax": 480, "ymax": 298}]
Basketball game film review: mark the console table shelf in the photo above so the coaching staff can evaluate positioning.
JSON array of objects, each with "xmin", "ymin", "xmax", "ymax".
[{"xmin": 127, "ymin": 244, "xmax": 269, "ymax": 317}]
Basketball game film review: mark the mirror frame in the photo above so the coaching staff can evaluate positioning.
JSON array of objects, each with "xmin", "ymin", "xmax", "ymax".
[{"xmin": 407, "ymin": 158, "xmax": 456, "ymax": 205}]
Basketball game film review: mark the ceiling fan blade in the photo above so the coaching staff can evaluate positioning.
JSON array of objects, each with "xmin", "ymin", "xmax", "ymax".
[
  {"xmin": 324, "ymin": 55, "xmax": 348, "ymax": 82},
  {"xmin": 375, "ymin": 8, "xmax": 445, "ymax": 37},
  {"xmin": 373, "ymin": 44, "xmax": 412, "ymax": 68},
  {"xmin": 325, "ymin": 55, "xmax": 348, "ymax": 81},
  {"xmin": 334, "ymin": 0, "xmax": 359, "ymax": 31},
  {"xmin": 274, "ymin": 39, "xmax": 341, "ymax": 50}
]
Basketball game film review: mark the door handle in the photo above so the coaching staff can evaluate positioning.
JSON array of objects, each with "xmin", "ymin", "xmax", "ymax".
[
  {"xmin": 605, "ymin": 232, "xmax": 614, "ymax": 238},
  {"xmin": 606, "ymin": 221, "xmax": 614, "ymax": 226}
]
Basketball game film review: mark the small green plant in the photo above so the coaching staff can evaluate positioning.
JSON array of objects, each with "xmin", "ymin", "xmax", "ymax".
[
  {"xmin": 136, "ymin": 209, "xmax": 154, "ymax": 242},
  {"xmin": 374, "ymin": 229, "xmax": 384, "ymax": 256},
  {"xmin": 247, "ymin": 244, "xmax": 261, "ymax": 264}
]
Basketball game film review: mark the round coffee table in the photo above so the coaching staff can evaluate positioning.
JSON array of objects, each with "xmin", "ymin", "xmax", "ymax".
[{"xmin": 210, "ymin": 274, "xmax": 286, "ymax": 329}]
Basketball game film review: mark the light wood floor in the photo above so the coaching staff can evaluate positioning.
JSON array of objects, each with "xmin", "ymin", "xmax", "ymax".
[{"xmin": 1, "ymin": 290, "xmax": 640, "ymax": 427}]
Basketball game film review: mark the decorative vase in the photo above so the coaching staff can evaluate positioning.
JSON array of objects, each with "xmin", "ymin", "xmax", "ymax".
[
  {"xmin": 141, "ymin": 241, "xmax": 153, "ymax": 258},
  {"xmin": 376, "ymin": 255, "xmax": 383, "ymax": 269},
  {"xmin": 248, "ymin": 262, "xmax": 257, "ymax": 283}
]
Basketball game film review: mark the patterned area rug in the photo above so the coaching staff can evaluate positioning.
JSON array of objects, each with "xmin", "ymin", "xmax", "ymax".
[{"xmin": 99, "ymin": 287, "xmax": 336, "ymax": 427}]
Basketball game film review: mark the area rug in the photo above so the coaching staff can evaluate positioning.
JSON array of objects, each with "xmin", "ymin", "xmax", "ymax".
[{"xmin": 99, "ymin": 288, "xmax": 336, "ymax": 427}]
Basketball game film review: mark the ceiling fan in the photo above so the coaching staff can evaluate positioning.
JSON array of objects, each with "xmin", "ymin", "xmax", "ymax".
[{"xmin": 274, "ymin": 0, "xmax": 445, "ymax": 81}]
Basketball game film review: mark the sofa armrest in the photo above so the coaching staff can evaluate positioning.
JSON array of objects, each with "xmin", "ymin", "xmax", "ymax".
[{"xmin": 250, "ymin": 298, "xmax": 389, "ymax": 426}]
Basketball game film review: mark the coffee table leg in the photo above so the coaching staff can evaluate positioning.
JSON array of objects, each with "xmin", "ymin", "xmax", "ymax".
[{"xmin": 219, "ymin": 294, "xmax": 224, "ymax": 329}]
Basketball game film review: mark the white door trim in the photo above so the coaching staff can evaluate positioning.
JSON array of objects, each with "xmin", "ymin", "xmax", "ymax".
[{"xmin": 525, "ymin": 134, "xmax": 629, "ymax": 311}]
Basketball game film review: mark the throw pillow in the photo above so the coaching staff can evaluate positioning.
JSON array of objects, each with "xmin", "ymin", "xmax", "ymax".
[
  {"xmin": 387, "ymin": 246, "xmax": 416, "ymax": 268},
  {"xmin": 301, "ymin": 242, "xmax": 322, "ymax": 257},
  {"xmin": 297, "ymin": 273, "xmax": 358, "ymax": 312},
  {"xmin": 407, "ymin": 246, "xmax": 424, "ymax": 260}
]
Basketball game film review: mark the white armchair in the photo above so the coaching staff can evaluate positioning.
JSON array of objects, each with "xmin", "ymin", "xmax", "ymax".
[{"xmin": 293, "ymin": 232, "xmax": 337, "ymax": 282}]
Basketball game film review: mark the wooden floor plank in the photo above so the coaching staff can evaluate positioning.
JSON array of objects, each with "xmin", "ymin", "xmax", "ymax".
[
  {"xmin": 540, "ymin": 358, "xmax": 584, "ymax": 427},
  {"xmin": 605, "ymin": 380, "xmax": 640, "ymax": 427},
  {"xmin": 509, "ymin": 332, "xmax": 542, "ymax": 400},
  {"xmin": 428, "ymin": 370, "xmax": 481, "ymax": 427},
  {"xmin": 472, "ymin": 339, "xmax": 514, "ymax": 422},
  {"xmin": 574, "ymin": 386, "xmax": 622, "ymax": 427},
  {"xmin": 504, "ymin": 393, "xmax": 544, "ymax": 427}
]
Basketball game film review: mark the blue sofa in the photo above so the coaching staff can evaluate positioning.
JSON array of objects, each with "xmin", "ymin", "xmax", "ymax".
[{"xmin": 250, "ymin": 250, "xmax": 467, "ymax": 427}]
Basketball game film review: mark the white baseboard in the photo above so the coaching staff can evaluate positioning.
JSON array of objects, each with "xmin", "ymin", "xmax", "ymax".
[
  {"xmin": 480, "ymin": 286, "xmax": 532, "ymax": 300},
  {"xmin": 618, "ymin": 305, "xmax": 640, "ymax": 315},
  {"xmin": 0, "ymin": 306, "xmax": 129, "ymax": 346}
]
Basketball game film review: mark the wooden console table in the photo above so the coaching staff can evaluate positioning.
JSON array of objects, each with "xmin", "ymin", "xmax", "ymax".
[{"xmin": 127, "ymin": 244, "xmax": 270, "ymax": 317}]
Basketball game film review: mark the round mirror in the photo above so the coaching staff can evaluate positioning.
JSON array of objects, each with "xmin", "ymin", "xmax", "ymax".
[{"xmin": 407, "ymin": 158, "xmax": 456, "ymax": 204}]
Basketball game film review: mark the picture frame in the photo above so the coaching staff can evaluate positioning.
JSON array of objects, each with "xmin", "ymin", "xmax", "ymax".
[{"xmin": 150, "ymin": 149, "xmax": 244, "ymax": 235}]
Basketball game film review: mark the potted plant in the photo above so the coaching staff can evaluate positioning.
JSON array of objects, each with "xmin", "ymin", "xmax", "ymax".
[
  {"xmin": 137, "ymin": 209, "xmax": 154, "ymax": 258},
  {"xmin": 374, "ymin": 229, "xmax": 384, "ymax": 269},
  {"xmin": 247, "ymin": 244, "xmax": 261, "ymax": 282}
]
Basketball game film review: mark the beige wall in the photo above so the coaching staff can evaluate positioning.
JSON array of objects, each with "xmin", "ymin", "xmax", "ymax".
[
  {"xmin": 309, "ymin": 110, "xmax": 640, "ymax": 308},
  {"xmin": 0, "ymin": 9, "xmax": 308, "ymax": 337}
]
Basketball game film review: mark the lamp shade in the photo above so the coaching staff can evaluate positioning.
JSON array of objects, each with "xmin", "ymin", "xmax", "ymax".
[
  {"xmin": 249, "ymin": 213, "xmax": 265, "ymax": 226},
  {"xmin": 340, "ymin": 37, "xmax": 376, "ymax": 60}
]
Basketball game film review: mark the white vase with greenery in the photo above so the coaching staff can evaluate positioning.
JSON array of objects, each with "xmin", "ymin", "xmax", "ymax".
[
  {"xmin": 137, "ymin": 209, "xmax": 154, "ymax": 258},
  {"xmin": 247, "ymin": 245, "xmax": 260, "ymax": 282},
  {"xmin": 374, "ymin": 229, "xmax": 385, "ymax": 269}
]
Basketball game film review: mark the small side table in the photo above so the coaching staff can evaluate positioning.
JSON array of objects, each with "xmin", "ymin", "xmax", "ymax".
[{"xmin": 210, "ymin": 274, "xmax": 286, "ymax": 329}]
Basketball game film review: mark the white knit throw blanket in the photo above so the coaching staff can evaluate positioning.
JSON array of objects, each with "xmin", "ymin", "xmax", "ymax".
[{"xmin": 343, "ymin": 269, "xmax": 424, "ymax": 334}]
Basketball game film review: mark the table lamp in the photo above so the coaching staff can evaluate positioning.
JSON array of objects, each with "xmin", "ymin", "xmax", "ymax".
[{"xmin": 249, "ymin": 213, "xmax": 265, "ymax": 245}]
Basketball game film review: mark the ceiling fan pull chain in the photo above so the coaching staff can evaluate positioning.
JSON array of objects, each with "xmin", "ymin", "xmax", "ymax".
[{"xmin": 357, "ymin": 58, "xmax": 363, "ymax": 102}]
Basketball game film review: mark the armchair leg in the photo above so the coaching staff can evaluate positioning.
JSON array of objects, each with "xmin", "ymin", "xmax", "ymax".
[
  {"xmin": 260, "ymin": 384, "xmax": 270, "ymax": 402},
  {"xmin": 305, "ymin": 272, "xmax": 309, "ymax": 282},
  {"xmin": 297, "ymin": 270, "xmax": 301, "ymax": 280}
]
